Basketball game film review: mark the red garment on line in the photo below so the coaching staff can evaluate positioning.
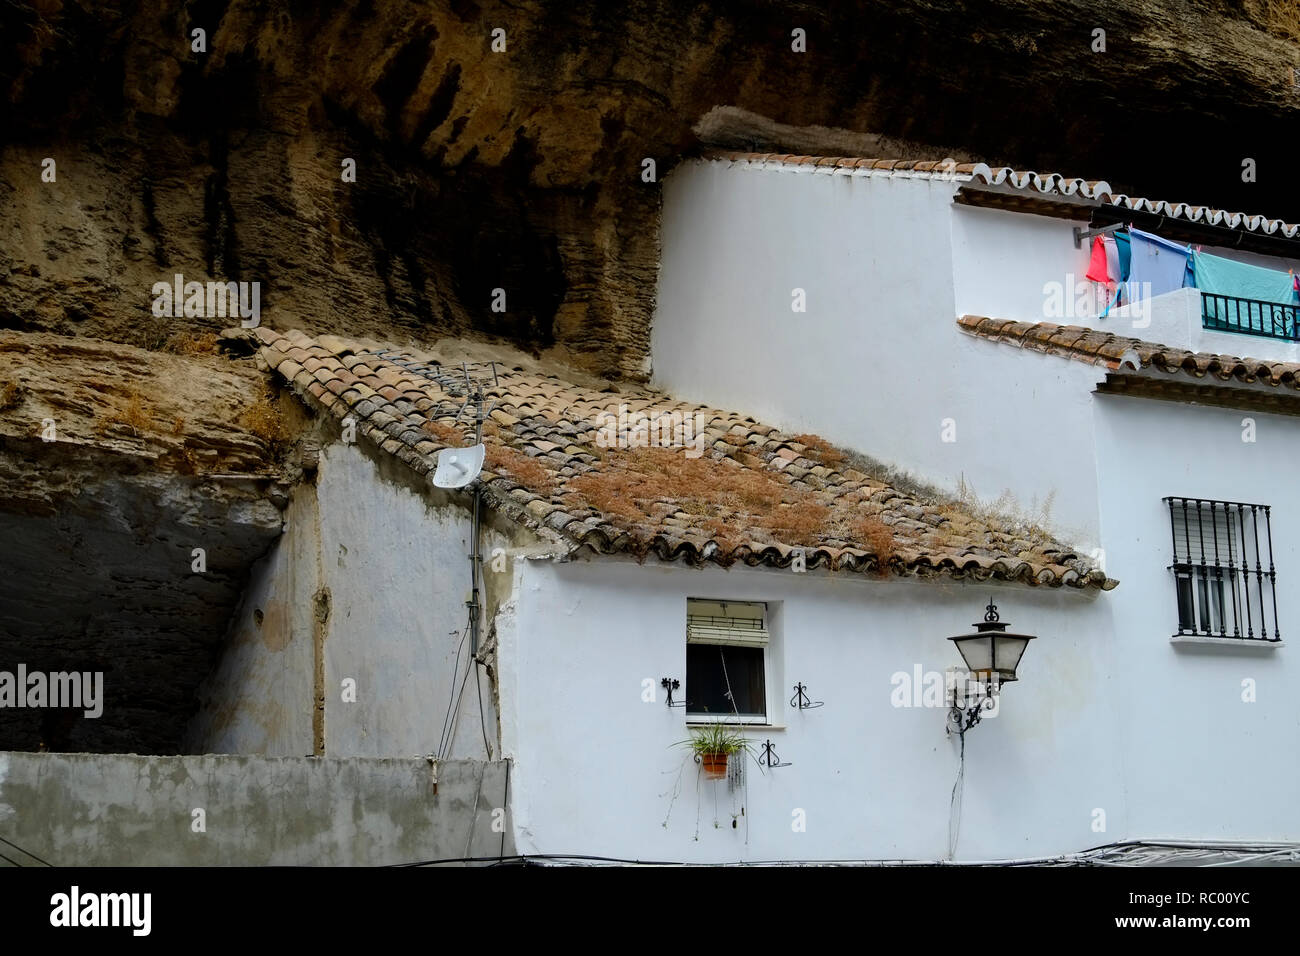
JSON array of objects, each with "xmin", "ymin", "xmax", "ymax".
[{"xmin": 1085, "ymin": 235, "xmax": 1110, "ymax": 284}]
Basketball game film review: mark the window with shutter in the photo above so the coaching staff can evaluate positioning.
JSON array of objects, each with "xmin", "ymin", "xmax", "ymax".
[{"xmin": 685, "ymin": 600, "xmax": 769, "ymax": 720}]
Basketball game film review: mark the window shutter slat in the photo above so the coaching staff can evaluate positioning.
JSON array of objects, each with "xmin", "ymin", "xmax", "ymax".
[
  {"xmin": 686, "ymin": 622, "xmax": 770, "ymax": 647},
  {"xmin": 686, "ymin": 600, "xmax": 768, "ymax": 647}
]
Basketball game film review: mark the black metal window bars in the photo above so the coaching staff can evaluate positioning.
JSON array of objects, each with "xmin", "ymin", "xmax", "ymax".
[
  {"xmin": 1165, "ymin": 497, "xmax": 1280, "ymax": 641},
  {"xmin": 1201, "ymin": 293, "xmax": 1300, "ymax": 342}
]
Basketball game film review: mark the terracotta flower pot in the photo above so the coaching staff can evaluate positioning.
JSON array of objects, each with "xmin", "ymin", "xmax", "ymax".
[{"xmin": 699, "ymin": 752, "xmax": 728, "ymax": 778}]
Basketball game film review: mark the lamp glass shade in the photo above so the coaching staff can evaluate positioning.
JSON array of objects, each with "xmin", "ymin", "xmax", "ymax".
[
  {"xmin": 992, "ymin": 636, "xmax": 1031, "ymax": 682},
  {"xmin": 951, "ymin": 634, "xmax": 994, "ymax": 676},
  {"xmin": 949, "ymin": 632, "xmax": 1035, "ymax": 683}
]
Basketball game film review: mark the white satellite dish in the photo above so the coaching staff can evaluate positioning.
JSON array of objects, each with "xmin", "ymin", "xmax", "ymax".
[{"xmin": 432, "ymin": 443, "xmax": 485, "ymax": 488}]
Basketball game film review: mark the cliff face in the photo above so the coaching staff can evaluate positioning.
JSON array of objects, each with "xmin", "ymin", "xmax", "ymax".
[
  {"xmin": 0, "ymin": 332, "xmax": 297, "ymax": 751},
  {"xmin": 3, "ymin": 0, "xmax": 1299, "ymax": 381}
]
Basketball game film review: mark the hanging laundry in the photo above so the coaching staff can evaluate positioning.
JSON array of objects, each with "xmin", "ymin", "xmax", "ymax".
[
  {"xmin": 1126, "ymin": 228, "xmax": 1190, "ymax": 303},
  {"xmin": 1190, "ymin": 250, "xmax": 1300, "ymax": 325},
  {"xmin": 1100, "ymin": 232, "xmax": 1132, "ymax": 317},
  {"xmin": 1085, "ymin": 235, "xmax": 1110, "ymax": 284},
  {"xmin": 1114, "ymin": 230, "xmax": 1132, "ymax": 283},
  {"xmin": 1102, "ymin": 235, "xmax": 1121, "ymax": 286}
]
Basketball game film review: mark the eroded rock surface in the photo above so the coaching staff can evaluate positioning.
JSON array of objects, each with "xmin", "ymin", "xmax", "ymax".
[
  {"xmin": 0, "ymin": 332, "xmax": 292, "ymax": 752},
  {"xmin": 3, "ymin": 1, "xmax": 1299, "ymax": 381}
]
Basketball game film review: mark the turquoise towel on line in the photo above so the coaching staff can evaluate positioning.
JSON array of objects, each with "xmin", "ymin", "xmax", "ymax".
[
  {"xmin": 1190, "ymin": 250, "xmax": 1298, "ymax": 303},
  {"xmin": 1190, "ymin": 250, "xmax": 1298, "ymax": 328}
]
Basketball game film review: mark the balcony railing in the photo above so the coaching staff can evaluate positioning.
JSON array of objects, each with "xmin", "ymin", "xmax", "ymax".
[{"xmin": 1201, "ymin": 292, "xmax": 1300, "ymax": 342}]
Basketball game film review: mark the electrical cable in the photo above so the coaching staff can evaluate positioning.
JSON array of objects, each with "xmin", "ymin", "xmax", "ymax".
[
  {"xmin": 474, "ymin": 659, "xmax": 492, "ymax": 759},
  {"xmin": 388, "ymin": 839, "xmax": 1300, "ymax": 867},
  {"xmin": 435, "ymin": 623, "xmax": 470, "ymax": 759},
  {"xmin": 948, "ymin": 727, "xmax": 965, "ymax": 860},
  {"xmin": 0, "ymin": 850, "xmax": 22, "ymax": 867},
  {"xmin": 499, "ymin": 758, "xmax": 510, "ymax": 863},
  {"xmin": 440, "ymin": 646, "xmax": 476, "ymax": 759},
  {"xmin": 0, "ymin": 834, "xmax": 52, "ymax": 866},
  {"xmin": 462, "ymin": 761, "xmax": 485, "ymax": 860}
]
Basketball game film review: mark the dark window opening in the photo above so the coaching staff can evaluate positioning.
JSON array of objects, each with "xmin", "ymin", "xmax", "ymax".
[
  {"xmin": 685, "ymin": 644, "xmax": 766, "ymax": 719},
  {"xmin": 1166, "ymin": 497, "xmax": 1279, "ymax": 641}
]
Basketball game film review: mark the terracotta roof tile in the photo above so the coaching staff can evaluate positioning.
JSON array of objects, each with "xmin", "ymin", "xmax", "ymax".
[
  {"xmin": 258, "ymin": 327, "xmax": 1114, "ymax": 590},
  {"xmin": 958, "ymin": 315, "xmax": 1300, "ymax": 390}
]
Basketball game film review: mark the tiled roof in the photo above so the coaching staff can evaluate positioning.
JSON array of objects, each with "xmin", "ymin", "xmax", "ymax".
[
  {"xmin": 958, "ymin": 315, "xmax": 1300, "ymax": 389},
  {"xmin": 255, "ymin": 327, "xmax": 1114, "ymax": 589},
  {"xmin": 707, "ymin": 153, "xmax": 1300, "ymax": 240}
]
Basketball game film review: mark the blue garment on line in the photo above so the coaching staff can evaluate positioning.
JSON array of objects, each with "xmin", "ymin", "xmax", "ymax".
[{"xmin": 1125, "ymin": 228, "xmax": 1191, "ymax": 303}]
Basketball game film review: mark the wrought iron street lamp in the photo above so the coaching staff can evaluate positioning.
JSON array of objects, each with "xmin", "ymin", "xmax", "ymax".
[{"xmin": 947, "ymin": 599, "xmax": 1036, "ymax": 732}]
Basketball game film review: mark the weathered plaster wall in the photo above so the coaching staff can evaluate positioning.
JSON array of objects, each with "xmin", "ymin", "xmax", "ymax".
[
  {"xmin": 189, "ymin": 437, "xmax": 529, "ymax": 759},
  {"xmin": 0, "ymin": 752, "xmax": 512, "ymax": 866},
  {"xmin": 185, "ymin": 485, "xmax": 319, "ymax": 756},
  {"xmin": 315, "ymin": 441, "xmax": 509, "ymax": 759},
  {"xmin": 502, "ymin": 556, "xmax": 1127, "ymax": 863}
]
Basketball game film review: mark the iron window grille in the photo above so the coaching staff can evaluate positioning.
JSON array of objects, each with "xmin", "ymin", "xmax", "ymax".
[{"xmin": 1165, "ymin": 497, "xmax": 1279, "ymax": 641}]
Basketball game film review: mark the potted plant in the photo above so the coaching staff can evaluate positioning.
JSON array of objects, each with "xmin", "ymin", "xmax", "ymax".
[{"xmin": 677, "ymin": 724, "xmax": 751, "ymax": 779}]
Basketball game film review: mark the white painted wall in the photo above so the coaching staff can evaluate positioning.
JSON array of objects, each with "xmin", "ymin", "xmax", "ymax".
[
  {"xmin": 190, "ymin": 442, "xmax": 502, "ymax": 760},
  {"xmin": 653, "ymin": 160, "xmax": 1106, "ymax": 545},
  {"xmin": 502, "ymin": 556, "xmax": 1129, "ymax": 863},
  {"xmin": 951, "ymin": 203, "xmax": 1098, "ymax": 325},
  {"xmin": 1093, "ymin": 394, "xmax": 1300, "ymax": 842}
]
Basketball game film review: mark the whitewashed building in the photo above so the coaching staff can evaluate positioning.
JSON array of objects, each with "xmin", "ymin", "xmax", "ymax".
[{"xmin": 172, "ymin": 154, "xmax": 1300, "ymax": 865}]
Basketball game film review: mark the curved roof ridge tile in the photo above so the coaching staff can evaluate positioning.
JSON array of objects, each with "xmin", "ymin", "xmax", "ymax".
[{"xmin": 701, "ymin": 153, "xmax": 1299, "ymax": 237}]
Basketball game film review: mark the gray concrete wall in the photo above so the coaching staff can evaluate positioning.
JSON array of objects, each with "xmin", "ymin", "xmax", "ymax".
[{"xmin": 0, "ymin": 752, "xmax": 513, "ymax": 866}]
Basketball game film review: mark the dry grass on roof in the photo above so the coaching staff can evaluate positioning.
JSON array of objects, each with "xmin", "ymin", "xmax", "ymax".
[
  {"xmin": 558, "ymin": 445, "xmax": 895, "ymax": 557},
  {"xmin": 791, "ymin": 433, "xmax": 846, "ymax": 469},
  {"xmin": 422, "ymin": 420, "xmax": 467, "ymax": 444},
  {"xmin": 486, "ymin": 443, "xmax": 552, "ymax": 493}
]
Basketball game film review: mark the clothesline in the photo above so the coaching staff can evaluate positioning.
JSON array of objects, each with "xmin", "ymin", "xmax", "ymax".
[{"xmin": 1080, "ymin": 225, "xmax": 1299, "ymax": 318}]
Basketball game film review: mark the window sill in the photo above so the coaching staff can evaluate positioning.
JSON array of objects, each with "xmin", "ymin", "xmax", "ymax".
[
  {"xmin": 1170, "ymin": 635, "xmax": 1284, "ymax": 650},
  {"xmin": 687, "ymin": 719, "xmax": 785, "ymax": 731}
]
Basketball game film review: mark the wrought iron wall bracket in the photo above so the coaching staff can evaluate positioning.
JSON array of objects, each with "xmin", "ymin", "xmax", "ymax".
[
  {"xmin": 661, "ymin": 677, "xmax": 687, "ymax": 708},
  {"xmin": 758, "ymin": 739, "xmax": 791, "ymax": 768},
  {"xmin": 790, "ymin": 682, "xmax": 823, "ymax": 710},
  {"xmin": 947, "ymin": 691, "xmax": 995, "ymax": 735}
]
